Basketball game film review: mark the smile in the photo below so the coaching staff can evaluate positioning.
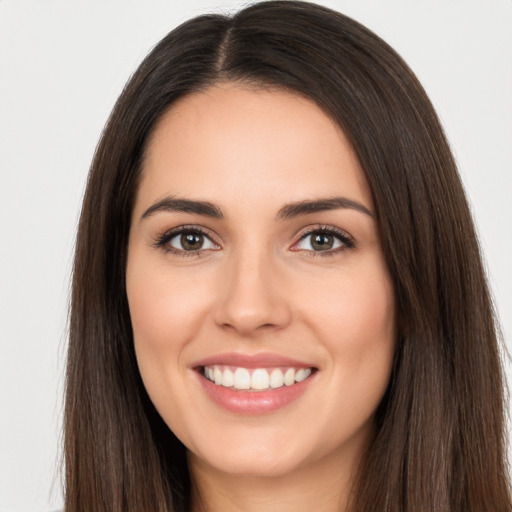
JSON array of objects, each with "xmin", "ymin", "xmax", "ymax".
[
  {"xmin": 193, "ymin": 353, "xmax": 318, "ymax": 414},
  {"xmin": 203, "ymin": 365, "xmax": 314, "ymax": 391}
]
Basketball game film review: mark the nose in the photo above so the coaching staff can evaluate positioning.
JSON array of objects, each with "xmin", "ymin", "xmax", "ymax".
[{"xmin": 213, "ymin": 248, "xmax": 292, "ymax": 336}]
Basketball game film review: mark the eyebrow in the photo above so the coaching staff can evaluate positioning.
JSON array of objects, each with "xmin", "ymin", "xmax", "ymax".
[
  {"xmin": 140, "ymin": 195, "xmax": 373, "ymax": 221},
  {"xmin": 275, "ymin": 197, "xmax": 373, "ymax": 220},
  {"xmin": 141, "ymin": 197, "xmax": 223, "ymax": 220}
]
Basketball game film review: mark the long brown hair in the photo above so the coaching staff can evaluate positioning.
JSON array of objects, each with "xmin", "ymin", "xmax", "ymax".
[{"xmin": 65, "ymin": 1, "xmax": 510, "ymax": 510}]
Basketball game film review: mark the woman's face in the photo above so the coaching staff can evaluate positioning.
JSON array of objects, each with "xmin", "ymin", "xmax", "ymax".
[{"xmin": 126, "ymin": 83, "xmax": 396, "ymax": 479}]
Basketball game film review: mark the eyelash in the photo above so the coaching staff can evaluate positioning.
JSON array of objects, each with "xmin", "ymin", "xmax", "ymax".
[
  {"xmin": 153, "ymin": 225, "xmax": 219, "ymax": 257},
  {"xmin": 293, "ymin": 225, "xmax": 356, "ymax": 257},
  {"xmin": 152, "ymin": 224, "xmax": 356, "ymax": 258}
]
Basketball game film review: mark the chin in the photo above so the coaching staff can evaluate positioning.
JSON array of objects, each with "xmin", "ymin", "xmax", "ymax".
[
  {"xmin": 186, "ymin": 424, "xmax": 331, "ymax": 480},
  {"xmin": 193, "ymin": 447, "xmax": 309, "ymax": 479}
]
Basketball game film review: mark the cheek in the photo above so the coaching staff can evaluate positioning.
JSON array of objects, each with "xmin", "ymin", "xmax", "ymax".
[
  {"xmin": 300, "ymin": 259, "xmax": 396, "ymax": 411},
  {"xmin": 126, "ymin": 255, "xmax": 213, "ymax": 435},
  {"xmin": 127, "ymin": 260, "xmax": 212, "ymax": 359},
  {"xmin": 302, "ymin": 260, "xmax": 395, "ymax": 350}
]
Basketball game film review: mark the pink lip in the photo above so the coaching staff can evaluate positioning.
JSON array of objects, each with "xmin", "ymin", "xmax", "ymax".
[
  {"xmin": 192, "ymin": 352, "xmax": 315, "ymax": 369},
  {"xmin": 192, "ymin": 352, "xmax": 318, "ymax": 415},
  {"xmin": 196, "ymin": 371, "xmax": 316, "ymax": 415}
]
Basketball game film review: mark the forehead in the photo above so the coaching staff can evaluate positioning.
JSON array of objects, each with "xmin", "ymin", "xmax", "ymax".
[{"xmin": 136, "ymin": 83, "xmax": 373, "ymax": 214}]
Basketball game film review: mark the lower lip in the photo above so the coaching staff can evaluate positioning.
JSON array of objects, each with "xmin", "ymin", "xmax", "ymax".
[{"xmin": 196, "ymin": 370, "xmax": 316, "ymax": 415}]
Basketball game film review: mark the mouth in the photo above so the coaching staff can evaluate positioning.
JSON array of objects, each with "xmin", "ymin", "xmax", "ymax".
[
  {"xmin": 192, "ymin": 353, "xmax": 318, "ymax": 415},
  {"xmin": 200, "ymin": 365, "xmax": 316, "ymax": 392}
]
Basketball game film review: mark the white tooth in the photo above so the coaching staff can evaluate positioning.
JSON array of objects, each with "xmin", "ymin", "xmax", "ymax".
[
  {"xmin": 214, "ymin": 366, "xmax": 223, "ymax": 385},
  {"xmin": 295, "ymin": 368, "xmax": 311, "ymax": 383},
  {"xmin": 234, "ymin": 368, "xmax": 251, "ymax": 390},
  {"xmin": 284, "ymin": 368, "xmax": 295, "ymax": 386},
  {"xmin": 251, "ymin": 368, "xmax": 270, "ymax": 390},
  {"xmin": 221, "ymin": 368, "xmax": 234, "ymax": 387},
  {"xmin": 269, "ymin": 368, "xmax": 284, "ymax": 388},
  {"xmin": 207, "ymin": 367, "xmax": 214, "ymax": 381}
]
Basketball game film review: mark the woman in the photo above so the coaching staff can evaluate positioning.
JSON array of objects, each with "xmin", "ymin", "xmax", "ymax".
[{"xmin": 65, "ymin": 1, "xmax": 511, "ymax": 510}]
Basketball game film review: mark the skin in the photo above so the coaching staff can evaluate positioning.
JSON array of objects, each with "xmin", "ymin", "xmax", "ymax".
[{"xmin": 126, "ymin": 83, "xmax": 396, "ymax": 512}]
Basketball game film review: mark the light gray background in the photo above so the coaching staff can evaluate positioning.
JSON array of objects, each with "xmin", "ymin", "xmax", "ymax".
[{"xmin": 0, "ymin": 1, "xmax": 511, "ymax": 511}]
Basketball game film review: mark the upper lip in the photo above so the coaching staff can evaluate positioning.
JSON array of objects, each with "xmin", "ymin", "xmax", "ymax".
[{"xmin": 192, "ymin": 352, "xmax": 316, "ymax": 369}]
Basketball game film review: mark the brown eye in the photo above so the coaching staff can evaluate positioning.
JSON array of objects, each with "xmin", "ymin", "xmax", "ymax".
[
  {"xmin": 167, "ymin": 230, "xmax": 217, "ymax": 252},
  {"xmin": 293, "ymin": 228, "xmax": 354, "ymax": 254},
  {"xmin": 297, "ymin": 232, "xmax": 342, "ymax": 252},
  {"xmin": 180, "ymin": 232, "xmax": 204, "ymax": 250},
  {"xmin": 310, "ymin": 233, "xmax": 334, "ymax": 251}
]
